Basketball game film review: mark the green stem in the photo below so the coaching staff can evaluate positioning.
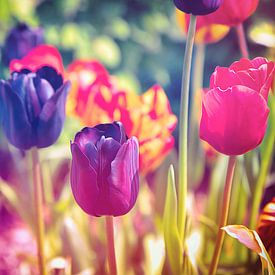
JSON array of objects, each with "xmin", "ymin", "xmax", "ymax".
[
  {"xmin": 105, "ymin": 216, "xmax": 117, "ymax": 275},
  {"xmin": 31, "ymin": 148, "xmax": 46, "ymax": 275},
  {"xmin": 178, "ymin": 14, "xmax": 197, "ymax": 243},
  {"xmin": 236, "ymin": 23, "xmax": 249, "ymax": 59},
  {"xmin": 208, "ymin": 156, "xmax": 236, "ymax": 275},
  {"xmin": 249, "ymin": 99, "xmax": 275, "ymax": 229}
]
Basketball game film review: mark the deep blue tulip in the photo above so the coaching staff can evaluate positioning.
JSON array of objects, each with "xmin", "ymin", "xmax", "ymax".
[
  {"xmin": 173, "ymin": 0, "xmax": 223, "ymax": 15},
  {"xmin": 0, "ymin": 66, "xmax": 71, "ymax": 150},
  {"xmin": 2, "ymin": 23, "xmax": 44, "ymax": 66}
]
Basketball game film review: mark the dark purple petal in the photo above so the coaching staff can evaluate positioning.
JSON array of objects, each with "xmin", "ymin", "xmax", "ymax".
[
  {"xmin": 70, "ymin": 143, "xmax": 99, "ymax": 215},
  {"xmin": 173, "ymin": 0, "xmax": 223, "ymax": 15},
  {"xmin": 2, "ymin": 23, "xmax": 44, "ymax": 67},
  {"xmin": 36, "ymin": 81, "xmax": 70, "ymax": 148},
  {"xmin": 97, "ymin": 136, "xmax": 121, "ymax": 185},
  {"xmin": 0, "ymin": 80, "xmax": 34, "ymax": 150},
  {"xmin": 107, "ymin": 137, "xmax": 139, "ymax": 216},
  {"xmin": 33, "ymin": 76, "xmax": 55, "ymax": 105},
  {"xmin": 36, "ymin": 66, "xmax": 63, "ymax": 90},
  {"xmin": 74, "ymin": 127, "xmax": 103, "ymax": 150},
  {"xmin": 94, "ymin": 122, "xmax": 127, "ymax": 144}
]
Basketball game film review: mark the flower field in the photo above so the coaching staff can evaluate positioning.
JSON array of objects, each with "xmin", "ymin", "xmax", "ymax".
[{"xmin": 0, "ymin": 0, "xmax": 274, "ymax": 274}]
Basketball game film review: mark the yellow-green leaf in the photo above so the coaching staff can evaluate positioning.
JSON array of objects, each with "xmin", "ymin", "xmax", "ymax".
[{"xmin": 163, "ymin": 165, "xmax": 183, "ymax": 275}]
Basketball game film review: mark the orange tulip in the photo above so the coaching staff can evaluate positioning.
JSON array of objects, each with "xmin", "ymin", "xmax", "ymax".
[
  {"xmin": 257, "ymin": 197, "xmax": 275, "ymax": 263},
  {"xmin": 66, "ymin": 60, "xmax": 177, "ymax": 175},
  {"xmin": 176, "ymin": 9, "xmax": 230, "ymax": 44}
]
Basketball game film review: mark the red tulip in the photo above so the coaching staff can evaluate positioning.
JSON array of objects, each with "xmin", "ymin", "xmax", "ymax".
[
  {"xmin": 9, "ymin": 44, "xmax": 64, "ymax": 76},
  {"xmin": 200, "ymin": 57, "xmax": 275, "ymax": 155},
  {"xmin": 204, "ymin": 0, "xmax": 259, "ymax": 26}
]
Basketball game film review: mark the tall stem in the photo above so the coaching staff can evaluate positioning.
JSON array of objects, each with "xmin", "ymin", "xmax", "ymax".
[
  {"xmin": 236, "ymin": 24, "xmax": 249, "ymax": 59},
  {"xmin": 178, "ymin": 14, "xmax": 197, "ymax": 242},
  {"xmin": 208, "ymin": 156, "xmax": 236, "ymax": 275},
  {"xmin": 105, "ymin": 216, "xmax": 117, "ymax": 275},
  {"xmin": 31, "ymin": 148, "xmax": 46, "ymax": 275},
  {"xmin": 249, "ymin": 100, "xmax": 275, "ymax": 229}
]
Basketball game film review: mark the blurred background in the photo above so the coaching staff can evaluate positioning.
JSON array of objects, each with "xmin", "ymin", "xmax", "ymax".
[
  {"xmin": 0, "ymin": 0, "xmax": 274, "ymax": 139},
  {"xmin": 0, "ymin": 1, "xmax": 275, "ymax": 274}
]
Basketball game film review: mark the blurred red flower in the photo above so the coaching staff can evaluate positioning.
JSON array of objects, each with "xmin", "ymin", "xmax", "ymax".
[
  {"xmin": 257, "ymin": 197, "xmax": 275, "ymax": 263},
  {"xmin": 10, "ymin": 44, "xmax": 64, "ymax": 76},
  {"xmin": 67, "ymin": 60, "xmax": 177, "ymax": 175}
]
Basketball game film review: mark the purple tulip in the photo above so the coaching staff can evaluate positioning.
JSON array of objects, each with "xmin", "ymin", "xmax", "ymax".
[
  {"xmin": 173, "ymin": 0, "xmax": 223, "ymax": 15},
  {"xmin": 0, "ymin": 66, "xmax": 70, "ymax": 150},
  {"xmin": 70, "ymin": 122, "xmax": 139, "ymax": 217},
  {"xmin": 2, "ymin": 23, "xmax": 44, "ymax": 66}
]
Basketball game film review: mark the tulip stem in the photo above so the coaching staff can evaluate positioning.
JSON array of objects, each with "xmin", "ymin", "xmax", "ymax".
[
  {"xmin": 178, "ymin": 14, "xmax": 197, "ymax": 242},
  {"xmin": 208, "ymin": 156, "xmax": 236, "ymax": 275},
  {"xmin": 249, "ymin": 99, "xmax": 275, "ymax": 229},
  {"xmin": 236, "ymin": 24, "xmax": 249, "ymax": 59},
  {"xmin": 105, "ymin": 216, "xmax": 117, "ymax": 275},
  {"xmin": 31, "ymin": 148, "xmax": 46, "ymax": 275}
]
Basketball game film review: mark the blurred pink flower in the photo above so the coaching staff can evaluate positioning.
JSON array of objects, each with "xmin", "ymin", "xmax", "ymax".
[{"xmin": 204, "ymin": 0, "xmax": 259, "ymax": 26}]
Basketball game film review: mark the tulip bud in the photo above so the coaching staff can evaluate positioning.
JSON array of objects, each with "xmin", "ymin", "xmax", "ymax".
[
  {"xmin": 0, "ymin": 66, "xmax": 70, "ymax": 150},
  {"xmin": 200, "ymin": 57, "xmax": 275, "ymax": 155},
  {"xmin": 173, "ymin": 0, "xmax": 223, "ymax": 16},
  {"xmin": 70, "ymin": 122, "xmax": 139, "ymax": 217},
  {"xmin": 2, "ymin": 23, "xmax": 44, "ymax": 66}
]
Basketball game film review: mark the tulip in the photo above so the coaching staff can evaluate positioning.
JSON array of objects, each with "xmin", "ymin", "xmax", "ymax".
[
  {"xmin": 204, "ymin": 0, "xmax": 259, "ymax": 26},
  {"xmin": 2, "ymin": 23, "xmax": 44, "ymax": 67},
  {"xmin": 257, "ymin": 197, "xmax": 275, "ymax": 263},
  {"xmin": 0, "ymin": 66, "xmax": 70, "ymax": 150},
  {"xmin": 200, "ymin": 57, "xmax": 275, "ymax": 155},
  {"xmin": 10, "ymin": 45, "xmax": 65, "ymax": 77},
  {"xmin": 67, "ymin": 60, "xmax": 177, "ymax": 175},
  {"xmin": 173, "ymin": 0, "xmax": 223, "ymax": 16},
  {"xmin": 70, "ymin": 122, "xmax": 139, "ymax": 216},
  {"xmin": 66, "ymin": 60, "xmax": 111, "ymax": 117},
  {"xmin": 176, "ymin": 9, "xmax": 230, "ymax": 44}
]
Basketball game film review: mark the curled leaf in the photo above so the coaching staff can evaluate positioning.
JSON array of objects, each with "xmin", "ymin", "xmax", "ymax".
[{"xmin": 222, "ymin": 225, "xmax": 275, "ymax": 275}]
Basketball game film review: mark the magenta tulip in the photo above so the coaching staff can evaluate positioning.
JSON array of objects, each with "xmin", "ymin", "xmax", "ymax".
[
  {"xmin": 70, "ymin": 122, "xmax": 139, "ymax": 216},
  {"xmin": 200, "ymin": 57, "xmax": 275, "ymax": 155}
]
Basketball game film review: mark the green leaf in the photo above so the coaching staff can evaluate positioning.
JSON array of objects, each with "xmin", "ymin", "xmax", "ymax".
[{"xmin": 163, "ymin": 165, "xmax": 183, "ymax": 275}]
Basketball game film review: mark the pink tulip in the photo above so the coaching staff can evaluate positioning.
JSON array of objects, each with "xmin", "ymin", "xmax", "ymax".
[{"xmin": 200, "ymin": 57, "xmax": 275, "ymax": 155}]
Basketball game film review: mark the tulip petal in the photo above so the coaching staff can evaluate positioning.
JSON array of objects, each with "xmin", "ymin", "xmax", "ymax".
[
  {"xmin": 108, "ymin": 137, "xmax": 139, "ymax": 216},
  {"xmin": 70, "ymin": 143, "xmax": 99, "ymax": 215},
  {"xmin": 200, "ymin": 86, "xmax": 269, "ymax": 155},
  {"xmin": 210, "ymin": 67, "xmax": 242, "ymax": 90},
  {"xmin": 0, "ymin": 81, "xmax": 34, "ymax": 150},
  {"xmin": 97, "ymin": 137, "xmax": 121, "ymax": 179},
  {"xmin": 36, "ymin": 66, "xmax": 63, "ymax": 90},
  {"xmin": 94, "ymin": 122, "xmax": 127, "ymax": 144},
  {"xmin": 36, "ymin": 81, "xmax": 70, "ymax": 148}
]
